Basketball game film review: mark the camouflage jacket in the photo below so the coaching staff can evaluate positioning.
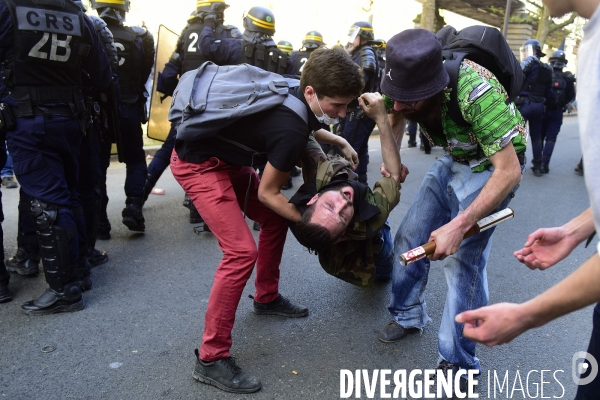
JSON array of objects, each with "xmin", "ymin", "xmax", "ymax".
[{"xmin": 300, "ymin": 140, "xmax": 400, "ymax": 287}]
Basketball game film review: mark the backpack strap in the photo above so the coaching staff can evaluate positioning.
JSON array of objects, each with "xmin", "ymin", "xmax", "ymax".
[
  {"xmin": 442, "ymin": 50, "xmax": 470, "ymax": 127},
  {"xmin": 282, "ymin": 95, "xmax": 308, "ymax": 124}
]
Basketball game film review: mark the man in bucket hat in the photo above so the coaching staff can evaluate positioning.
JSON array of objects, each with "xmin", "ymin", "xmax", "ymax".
[{"xmin": 377, "ymin": 29, "xmax": 527, "ymax": 397}]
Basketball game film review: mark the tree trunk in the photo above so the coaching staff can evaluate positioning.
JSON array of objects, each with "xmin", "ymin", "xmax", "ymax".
[
  {"xmin": 536, "ymin": 5, "xmax": 551, "ymax": 47},
  {"xmin": 421, "ymin": 0, "xmax": 436, "ymax": 33}
]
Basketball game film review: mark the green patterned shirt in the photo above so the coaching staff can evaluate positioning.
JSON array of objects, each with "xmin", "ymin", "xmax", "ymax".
[{"xmin": 421, "ymin": 59, "xmax": 527, "ymax": 172}]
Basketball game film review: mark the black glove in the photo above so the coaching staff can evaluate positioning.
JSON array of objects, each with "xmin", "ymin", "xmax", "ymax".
[{"xmin": 203, "ymin": 13, "xmax": 218, "ymax": 27}]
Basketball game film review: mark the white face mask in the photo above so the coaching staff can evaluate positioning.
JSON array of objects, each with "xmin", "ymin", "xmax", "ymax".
[{"xmin": 313, "ymin": 93, "xmax": 340, "ymax": 125}]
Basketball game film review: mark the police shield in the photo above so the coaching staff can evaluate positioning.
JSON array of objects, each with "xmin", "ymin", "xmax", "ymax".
[{"xmin": 147, "ymin": 24, "xmax": 178, "ymax": 142}]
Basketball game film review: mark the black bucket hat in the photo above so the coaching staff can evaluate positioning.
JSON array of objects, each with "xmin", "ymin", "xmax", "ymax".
[{"xmin": 381, "ymin": 29, "xmax": 449, "ymax": 102}]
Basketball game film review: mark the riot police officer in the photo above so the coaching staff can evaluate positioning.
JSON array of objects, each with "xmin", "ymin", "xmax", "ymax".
[
  {"xmin": 0, "ymin": 0, "xmax": 114, "ymax": 314},
  {"xmin": 91, "ymin": 0, "xmax": 155, "ymax": 234},
  {"xmin": 540, "ymin": 49, "xmax": 576, "ymax": 173},
  {"xmin": 517, "ymin": 39, "xmax": 553, "ymax": 177},
  {"xmin": 236, "ymin": 6, "xmax": 289, "ymax": 74},
  {"xmin": 287, "ymin": 30, "xmax": 325, "ymax": 75},
  {"xmin": 339, "ymin": 21, "xmax": 379, "ymax": 183},
  {"xmin": 277, "ymin": 40, "xmax": 293, "ymax": 55},
  {"xmin": 373, "ymin": 38, "xmax": 386, "ymax": 80},
  {"xmin": 80, "ymin": 10, "xmax": 120, "ymax": 265},
  {"xmin": 146, "ymin": 0, "xmax": 241, "ymax": 224}
]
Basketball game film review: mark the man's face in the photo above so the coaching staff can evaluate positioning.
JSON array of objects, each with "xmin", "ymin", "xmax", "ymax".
[
  {"xmin": 392, "ymin": 94, "xmax": 440, "ymax": 123},
  {"xmin": 306, "ymin": 87, "xmax": 353, "ymax": 120},
  {"xmin": 306, "ymin": 185, "xmax": 355, "ymax": 237},
  {"xmin": 542, "ymin": 0, "xmax": 573, "ymax": 17}
]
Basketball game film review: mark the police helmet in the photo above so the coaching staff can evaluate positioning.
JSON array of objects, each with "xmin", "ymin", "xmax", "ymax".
[
  {"xmin": 549, "ymin": 49, "xmax": 568, "ymax": 69},
  {"xmin": 348, "ymin": 21, "xmax": 374, "ymax": 42},
  {"xmin": 302, "ymin": 31, "xmax": 324, "ymax": 50},
  {"xmin": 520, "ymin": 38, "xmax": 546, "ymax": 59},
  {"xmin": 277, "ymin": 40, "xmax": 293, "ymax": 54},
  {"xmin": 243, "ymin": 6, "xmax": 276, "ymax": 36},
  {"xmin": 372, "ymin": 38, "xmax": 386, "ymax": 49},
  {"xmin": 196, "ymin": 0, "xmax": 229, "ymax": 14},
  {"xmin": 90, "ymin": 0, "xmax": 130, "ymax": 12}
]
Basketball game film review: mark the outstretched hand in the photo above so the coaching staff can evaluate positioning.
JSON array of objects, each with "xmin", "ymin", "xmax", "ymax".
[
  {"xmin": 455, "ymin": 303, "xmax": 531, "ymax": 347},
  {"xmin": 513, "ymin": 227, "xmax": 579, "ymax": 270}
]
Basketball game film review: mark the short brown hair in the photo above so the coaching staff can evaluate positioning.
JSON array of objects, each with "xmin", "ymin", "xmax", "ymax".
[
  {"xmin": 291, "ymin": 202, "xmax": 345, "ymax": 253},
  {"xmin": 300, "ymin": 47, "xmax": 364, "ymax": 99}
]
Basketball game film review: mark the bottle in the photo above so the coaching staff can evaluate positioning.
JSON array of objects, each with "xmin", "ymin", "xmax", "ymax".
[
  {"xmin": 382, "ymin": 93, "xmax": 394, "ymax": 111},
  {"xmin": 382, "ymin": 93, "xmax": 396, "ymax": 114}
]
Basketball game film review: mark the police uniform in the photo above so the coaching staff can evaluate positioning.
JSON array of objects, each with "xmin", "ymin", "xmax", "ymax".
[
  {"xmin": 148, "ymin": 3, "xmax": 242, "ymax": 206},
  {"xmin": 540, "ymin": 51, "xmax": 576, "ymax": 173},
  {"xmin": 92, "ymin": 0, "xmax": 155, "ymax": 234},
  {"xmin": 286, "ymin": 31, "xmax": 324, "ymax": 76},
  {"xmin": 517, "ymin": 40, "xmax": 553, "ymax": 176},
  {"xmin": 236, "ymin": 6, "xmax": 289, "ymax": 74},
  {"xmin": 339, "ymin": 22, "xmax": 378, "ymax": 183},
  {"xmin": 0, "ymin": 0, "xmax": 114, "ymax": 314}
]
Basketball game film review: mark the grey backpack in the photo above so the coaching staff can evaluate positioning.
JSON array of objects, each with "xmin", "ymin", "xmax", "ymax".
[{"xmin": 169, "ymin": 62, "xmax": 308, "ymax": 146}]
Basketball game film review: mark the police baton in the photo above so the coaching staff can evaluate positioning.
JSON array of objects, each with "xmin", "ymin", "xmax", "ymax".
[{"xmin": 399, "ymin": 208, "xmax": 515, "ymax": 266}]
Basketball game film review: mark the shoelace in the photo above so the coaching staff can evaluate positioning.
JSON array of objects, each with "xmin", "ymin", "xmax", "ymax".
[
  {"xmin": 221, "ymin": 357, "xmax": 241, "ymax": 374},
  {"xmin": 437, "ymin": 360, "xmax": 456, "ymax": 374}
]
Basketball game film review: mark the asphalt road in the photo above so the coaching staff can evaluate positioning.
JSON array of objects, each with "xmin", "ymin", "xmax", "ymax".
[{"xmin": 0, "ymin": 115, "xmax": 594, "ymax": 399}]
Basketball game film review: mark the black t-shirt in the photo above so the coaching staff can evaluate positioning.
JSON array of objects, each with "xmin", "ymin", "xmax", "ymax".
[{"xmin": 174, "ymin": 87, "xmax": 321, "ymax": 172}]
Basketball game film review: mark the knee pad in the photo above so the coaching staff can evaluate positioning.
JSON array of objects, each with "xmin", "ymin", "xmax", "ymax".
[{"xmin": 29, "ymin": 199, "xmax": 75, "ymax": 291}]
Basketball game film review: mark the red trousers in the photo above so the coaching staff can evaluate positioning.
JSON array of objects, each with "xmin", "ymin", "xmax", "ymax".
[{"xmin": 171, "ymin": 151, "xmax": 288, "ymax": 361}]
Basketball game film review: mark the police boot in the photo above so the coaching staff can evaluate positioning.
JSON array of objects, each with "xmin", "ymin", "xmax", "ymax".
[
  {"xmin": 21, "ymin": 283, "xmax": 83, "ymax": 315},
  {"xmin": 6, "ymin": 247, "xmax": 40, "ymax": 276},
  {"xmin": 76, "ymin": 244, "xmax": 93, "ymax": 292},
  {"xmin": 575, "ymin": 159, "xmax": 584, "ymax": 176},
  {"xmin": 143, "ymin": 173, "xmax": 158, "ymax": 202},
  {"xmin": 97, "ymin": 220, "xmax": 111, "ymax": 240},
  {"xmin": 532, "ymin": 162, "xmax": 543, "ymax": 177},
  {"xmin": 82, "ymin": 199, "xmax": 108, "ymax": 268},
  {"xmin": 0, "ymin": 279, "xmax": 11, "ymax": 303},
  {"xmin": 122, "ymin": 197, "xmax": 145, "ymax": 232},
  {"xmin": 182, "ymin": 194, "xmax": 191, "ymax": 209},
  {"xmin": 24, "ymin": 199, "xmax": 84, "ymax": 315},
  {"xmin": 281, "ymin": 177, "xmax": 293, "ymax": 190},
  {"xmin": 541, "ymin": 162, "xmax": 550, "ymax": 174},
  {"xmin": 189, "ymin": 201, "xmax": 204, "ymax": 224},
  {"xmin": 88, "ymin": 248, "xmax": 108, "ymax": 268}
]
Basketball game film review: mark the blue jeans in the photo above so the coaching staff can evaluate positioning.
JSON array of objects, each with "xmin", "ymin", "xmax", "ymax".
[
  {"xmin": 375, "ymin": 222, "xmax": 394, "ymax": 280},
  {"xmin": 388, "ymin": 154, "xmax": 522, "ymax": 371}
]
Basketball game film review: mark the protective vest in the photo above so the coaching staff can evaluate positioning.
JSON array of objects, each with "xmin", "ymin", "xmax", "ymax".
[
  {"xmin": 237, "ymin": 39, "xmax": 289, "ymax": 74},
  {"xmin": 290, "ymin": 50, "xmax": 312, "ymax": 75},
  {"xmin": 546, "ymin": 70, "xmax": 568, "ymax": 109},
  {"xmin": 352, "ymin": 45, "xmax": 378, "ymax": 93},
  {"xmin": 528, "ymin": 62, "xmax": 552, "ymax": 103},
  {"xmin": 4, "ymin": 0, "xmax": 89, "ymax": 116},
  {"xmin": 181, "ymin": 21, "xmax": 240, "ymax": 73},
  {"xmin": 110, "ymin": 24, "xmax": 144, "ymax": 103}
]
